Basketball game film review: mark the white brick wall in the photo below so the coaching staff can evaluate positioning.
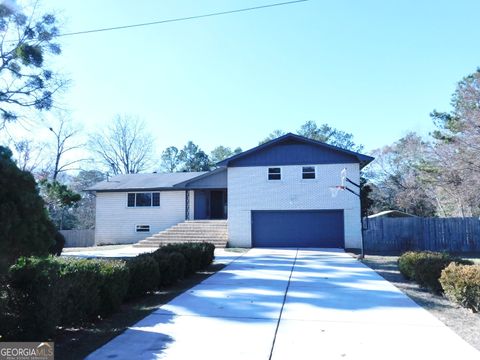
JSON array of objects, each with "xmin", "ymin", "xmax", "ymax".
[
  {"xmin": 95, "ymin": 191, "xmax": 187, "ymax": 245},
  {"xmin": 227, "ymin": 163, "xmax": 361, "ymax": 249}
]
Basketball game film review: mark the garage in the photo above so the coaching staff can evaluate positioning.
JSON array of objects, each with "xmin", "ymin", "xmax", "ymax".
[{"xmin": 251, "ymin": 210, "xmax": 344, "ymax": 248}]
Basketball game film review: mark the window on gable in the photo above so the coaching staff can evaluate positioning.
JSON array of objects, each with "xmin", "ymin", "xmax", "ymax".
[
  {"xmin": 302, "ymin": 166, "xmax": 316, "ymax": 179},
  {"xmin": 127, "ymin": 192, "xmax": 160, "ymax": 207},
  {"xmin": 268, "ymin": 167, "xmax": 281, "ymax": 180}
]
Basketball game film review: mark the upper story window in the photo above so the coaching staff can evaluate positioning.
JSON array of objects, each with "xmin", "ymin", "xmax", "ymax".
[
  {"xmin": 302, "ymin": 166, "xmax": 316, "ymax": 179},
  {"xmin": 268, "ymin": 167, "xmax": 281, "ymax": 180},
  {"xmin": 127, "ymin": 192, "xmax": 160, "ymax": 207}
]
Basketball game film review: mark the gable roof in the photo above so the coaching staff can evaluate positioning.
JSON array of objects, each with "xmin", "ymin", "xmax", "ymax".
[
  {"xmin": 87, "ymin": 172, "xmax": 206, "ymax": 192},
  {"xmin": 173, "ymin": 167, "xmax": 227, "ymax": 189},
  {"xmin": 217, "ymin": 133, "xmax": 374, "ymax": 168}
]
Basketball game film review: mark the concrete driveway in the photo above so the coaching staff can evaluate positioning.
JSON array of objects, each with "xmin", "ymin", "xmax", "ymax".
[{"xmin": 87, "ymin": 248, "xmax": 479, "ymax": 360}]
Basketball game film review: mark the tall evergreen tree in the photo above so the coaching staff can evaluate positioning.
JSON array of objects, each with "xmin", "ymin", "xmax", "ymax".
[{"xmin": 0, "ymin": 146, "xmax": 55, "ymax": 272}]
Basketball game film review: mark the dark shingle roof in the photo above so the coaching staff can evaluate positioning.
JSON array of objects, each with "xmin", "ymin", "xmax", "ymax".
[{"xmin": 87, "ymin": 172, "xmax": 206, "ymax": 192}]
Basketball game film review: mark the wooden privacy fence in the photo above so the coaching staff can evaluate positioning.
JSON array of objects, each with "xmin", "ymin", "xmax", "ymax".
[
  {"xmin": 363, "ymin": 217, "xmax": 480, "ymax": 254},
  {"xmin": 60, "ymin": 229, "xmax": 95, "ymax": 248}
]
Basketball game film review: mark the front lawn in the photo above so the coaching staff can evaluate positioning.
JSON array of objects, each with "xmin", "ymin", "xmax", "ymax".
[{"xmin": 362, "ymin": 255, "xmax": 480, "ymax": 352}]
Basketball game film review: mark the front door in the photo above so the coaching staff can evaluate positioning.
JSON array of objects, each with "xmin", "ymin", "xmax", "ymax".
[
  {"xmin": 210, "ymin": 190, "xmax": 226, "ymax": 219},
  {"xmin": 194, "ymin": 191, "xmax": 209, "ymax": 219},
  {"xmin": 194, "ymin": 190, "xmax": 227, "ymax": 219}
]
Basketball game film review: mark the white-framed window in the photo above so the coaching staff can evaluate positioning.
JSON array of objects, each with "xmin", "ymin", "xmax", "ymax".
[
  {"xmin": 135, "ymin": 225, "xmax": 150, "ymax": 232},
  {"xmin": 302, "ymin": 166, "xmax": 316, "ymax": 179},
  {"xmin": 127, "ymin": 192, "xmax": 160, "ymax": 207},
  {"xmin": 268, "ymin": 167, "xmax": 281, "ymax": 180}
]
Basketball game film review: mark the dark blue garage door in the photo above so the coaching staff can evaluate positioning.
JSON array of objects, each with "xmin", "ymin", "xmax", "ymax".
[{"xmin": 252, "ymin": 210, "xmax": 344, "ymax": 248}]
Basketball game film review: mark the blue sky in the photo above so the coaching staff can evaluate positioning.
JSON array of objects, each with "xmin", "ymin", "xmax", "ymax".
[{"xmin": 39, "ymin": 0, "xmax": 480, "ymax": 154}]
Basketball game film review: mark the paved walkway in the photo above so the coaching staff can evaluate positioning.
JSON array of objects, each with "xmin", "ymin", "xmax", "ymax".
[{"xmin": 87, "ymin": 248, "xmax": 479, "ymax": 360}]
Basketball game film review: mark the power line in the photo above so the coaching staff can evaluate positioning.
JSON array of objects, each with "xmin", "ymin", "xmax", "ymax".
[{"xmin": 58, "ymin": 0, "xmax": 309, "ymax": 38}]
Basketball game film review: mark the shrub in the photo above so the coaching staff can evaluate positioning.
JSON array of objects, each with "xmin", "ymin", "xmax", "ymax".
[
  {"xmin": 6, "ymin": 256, "xmax": 131, "ymax": 338},
  {"xmin": 0, "ymin": 276, "xmax": 16, "ymax": 340},
  {"xmin": 8, "ymin": 256, "xmax": 63, "ymax": 340},
  {"xmin": 398, "ymin": 251, "xmax": 473, "ymax": 292},
  {"xmin": 157, "ymin": 243, "xmax": 215, "ymax": 276},
  {"xmin": 97, "ymin": 259, "xmax": 130, "ymax": 316},
  {"xmin": 57, "ymin": 258, "xmax": 103, "ymax": 325},
  {"xmin": 197, "ymin": 243, "xmax": 215, "ymax": 268},
  {"xmin": 126, "ymin": 254, "xmax": 160, "ymax": 299},
  {"xmin": 398, "ymin": 251, "xmax": 424, "ymax": 280},
  {"xmin": 49, "ymin": 231, "xmax": 66, "ymax": 256},
  {"xmin": 440, "ymin": 263, "xmax": 480, "ymax": 312},
  {"xmin": 0, "ymin": 147, "xmax": 56, "ymax": 273},
  {"xmin": 153, "ymin": 251, "xmax": 186, "ymax": 287}
]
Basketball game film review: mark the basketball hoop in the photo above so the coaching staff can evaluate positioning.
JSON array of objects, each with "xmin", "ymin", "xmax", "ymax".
[
  {"xmin": 329, "ymin": 185, "xmax": 346, "ymax": 198},
  {"xmin": 340, "ymin": 168, "xmax": 347, "ymax": 187}
]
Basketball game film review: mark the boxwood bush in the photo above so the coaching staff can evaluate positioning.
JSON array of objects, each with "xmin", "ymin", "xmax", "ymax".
[
  {"xmin": 125, "ymin": 254, "xmax": 160, "ymax": 299},
  {"xmin": 8, "ymin": 256, "xmax": 63, "ymax": 340},
  {"xmin": 57, "ymin": 258, "xmax": 103, "ymax": 325},
  {"xmin": 153, "ymin": 251, "xmax": 186, "ymax": 287},
  {"xmin": 97, "ymin": 259, "xmax": 130, "ymax": 316},
  {"xmin": 398, "ymin": 251, "xmax": 473, "ymax": 293},
  {"xmin": 157, "ymin": 243, "xmax": 215, "ymax": 276},
  {"xmin": 56, "ymin": 258, "xmax": 130, "ymax": 324},
  {"xmin": 440, "ymin": 263, "xmax": 480, "ymax": 312},
  {"xmin": 4, "ymin": 242, "xmax": 215, "ymax": 340}
]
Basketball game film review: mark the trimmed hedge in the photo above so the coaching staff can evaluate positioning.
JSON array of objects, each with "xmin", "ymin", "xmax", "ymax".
[
  {"xmin": 153, "ymin": 251, "xmax": 186, "ymax": 287},
  {"xmin": 97, "ymin": 260, "xmax": 130, "ymax": 316},
  {"xmin": 4, "ymin": 242, "xmax": 216, "ymax": 340},
  {"xmin": 156, "ymin": 242, "xmax": 215, "ymax": 276},
  {"xmin": 56, "ymin": 258, "xmax": 130, "ymax": 323},
  {"xmin": 440, "ymin": 263, "xmax": 480, "ymax": 313},
  {"xmin": 398, "ymin": 251, "xmax": 473, "ymax": 293},
  {"xmin": 125, "ymin": 253, "xmax": 160, "ymax": 299},
  {"xmin": 57, "ymin": 258, "xmax": 103, "ymax": 325},
  {"xmin": 8, "ymin": 256, "xmax": 63, "ymax": 340},
  {"xmin": 6, "ymin": 257, "xmax": 130, "ymax": 339}
]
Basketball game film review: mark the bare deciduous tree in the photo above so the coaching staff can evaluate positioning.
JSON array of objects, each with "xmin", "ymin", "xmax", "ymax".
[
  {"xmin": 48, "ymin": 117, "xmax": 84, "ymax": 181},
  {"xmin": 8, "ymin": 138, "xmax": 45, "ymax": 172},
  {"xmin": 88, "ymin": 115, "xmax": 155, "ymax": 174}
]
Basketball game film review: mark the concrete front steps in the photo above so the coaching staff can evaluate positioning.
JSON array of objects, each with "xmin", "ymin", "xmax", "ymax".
[{"xmin": 133, "ymin": 220, "xmax": 228, "ymax": 248}]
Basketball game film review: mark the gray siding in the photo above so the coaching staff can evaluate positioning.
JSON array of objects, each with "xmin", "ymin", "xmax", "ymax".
[
  {"xmin": 183, "ymin": 169, "xmax": 227, "ymax": 189},
  {"xmin": 228, "ymin": 141, "xmax": 358, "ymax": 167}
]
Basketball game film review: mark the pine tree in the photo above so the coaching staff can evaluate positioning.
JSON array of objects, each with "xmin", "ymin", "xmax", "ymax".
[{"xmin": 0, "ymin": 146, "xmax": 55, "ymax": 272}]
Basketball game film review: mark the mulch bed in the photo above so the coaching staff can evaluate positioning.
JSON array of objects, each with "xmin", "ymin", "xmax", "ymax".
[{"xmin": 361, "ymin": 255, "xmax": 480, "ymax": 351}]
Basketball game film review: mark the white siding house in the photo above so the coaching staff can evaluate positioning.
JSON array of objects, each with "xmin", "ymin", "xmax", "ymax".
[
  {"xmin": 88, "ymin": 133, "xmax": 373, "ymax": 250},
  {"xmin": 227, "ymin": 163, "xmax": 361, "ymax": 248},
  {"xmin": 95, "ymin": 191, "xmax": 191, "ymax": 245}
]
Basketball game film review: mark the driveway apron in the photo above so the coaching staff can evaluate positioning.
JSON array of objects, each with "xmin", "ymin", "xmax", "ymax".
[{"xmin": 87, "ymin": 249, "xmax": 479, "ymax": 360}]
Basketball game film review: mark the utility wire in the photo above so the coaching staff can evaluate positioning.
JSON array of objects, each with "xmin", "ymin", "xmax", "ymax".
[{"xmin": 57, "ymin": 0, "xmax": 308, "ymax": 38}]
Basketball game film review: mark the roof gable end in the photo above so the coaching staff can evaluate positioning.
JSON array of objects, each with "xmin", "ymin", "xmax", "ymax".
[{"xmin": 217, "ymin": 133, "xmax": 374, "ymax": 168}]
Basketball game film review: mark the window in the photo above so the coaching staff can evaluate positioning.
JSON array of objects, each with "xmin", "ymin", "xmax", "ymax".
[
  {"xmin": 302, "ymin": 166, "xmax": 316, "ymax": 179},
  {"xmin": 127, "ymin": 192, "xmax": 160, "ymax": 207},
  {"xmin": 268, "ymin": 167, "xmax": 281, "ymax": 180},
  {"xmin": 136, "ymin": 225, "xmax": 150, "ymax": 232}
]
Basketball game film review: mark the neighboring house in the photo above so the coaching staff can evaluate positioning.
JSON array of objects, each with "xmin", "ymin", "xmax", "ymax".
[
  {"xmin": 368, "ymin": 210, "xmax": 417, "ymax": 218},
  {"xmin": 88, "ymin": 133, "xmax": 374, "ymax": 249}
]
